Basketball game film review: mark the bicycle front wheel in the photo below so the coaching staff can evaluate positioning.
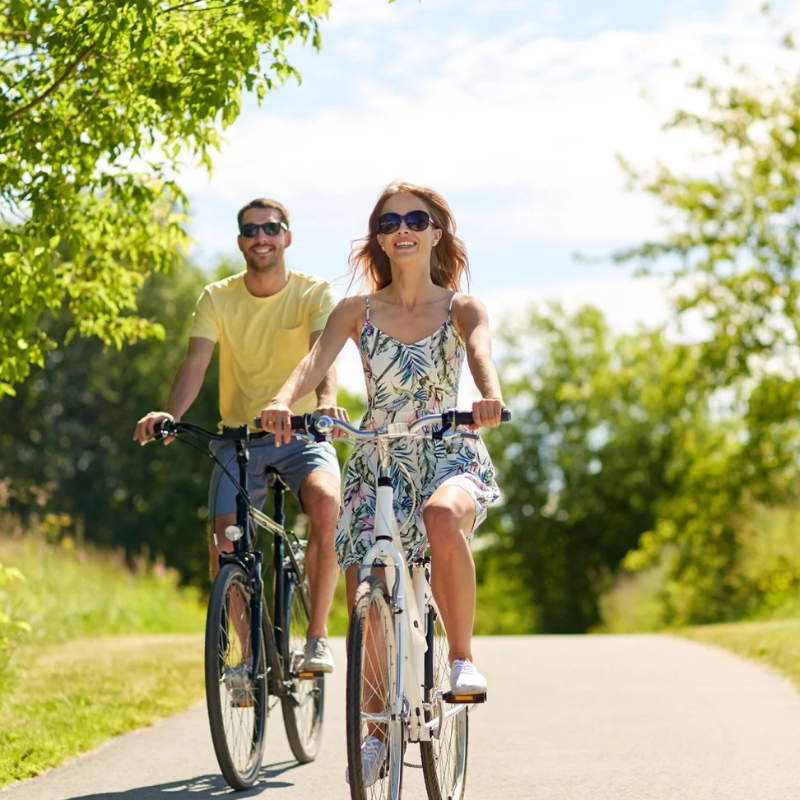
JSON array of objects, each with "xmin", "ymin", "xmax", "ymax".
[
  {"xmin": 346, "ymin": 575, "xmax": 403, "ymax": 800},
  {"xmin": 420, "ymin": 606, "xmax": 469, "ymax": 800},
  {"xmin": 281, "ymin": 565, "xmax": 324, "ymax": 762},
  {"xmin": 205, "ymin": 563, "xmax": 268, "ymax": 791}
]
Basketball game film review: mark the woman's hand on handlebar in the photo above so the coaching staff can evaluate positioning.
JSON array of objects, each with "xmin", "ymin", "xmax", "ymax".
[
  {"xmin": 315, "ymin": 404, "xmax": 351, "ymax": 438},
  {"xmin": 260, "ymin": 401, "xmax": 293, "ymax": 446},
  {"xmin": 470, "ymin": 398, "xmax": 504, "ymax": 430},
  {"xmin": 133, "ymin": 411, "xmax": 175, "ymax": 446}
]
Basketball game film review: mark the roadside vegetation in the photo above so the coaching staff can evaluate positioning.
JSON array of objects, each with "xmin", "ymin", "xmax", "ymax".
[
  {"xmin": 679, "ymin": 620, "xmax": 800, "ymax": 693},
  {"xmin": 0, "ymin": 530, "xmax": 206, "ymax": 786}
]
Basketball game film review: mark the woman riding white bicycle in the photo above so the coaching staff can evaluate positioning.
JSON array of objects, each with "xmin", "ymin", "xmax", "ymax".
[{"xmin": 261, "ymin": 181, "xmax": 504, "ymax": 782}]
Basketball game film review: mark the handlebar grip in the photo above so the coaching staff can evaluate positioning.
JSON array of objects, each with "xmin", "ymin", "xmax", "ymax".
[
  {"xmin": 152, "ymin": 419, "xmax": 177, "ymax": 440},
  {"xmin": 452, "ymin": 408, "xmax": 512, "ymax": 426},
  {"xmin": 252, "ymin": 415, "xmax": 308, "ymax": 431}
]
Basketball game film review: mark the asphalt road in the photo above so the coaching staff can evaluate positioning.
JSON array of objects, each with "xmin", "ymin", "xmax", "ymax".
[{"xmin": 3, "ymin": 635, "xmax": 800, "ymax": 800}]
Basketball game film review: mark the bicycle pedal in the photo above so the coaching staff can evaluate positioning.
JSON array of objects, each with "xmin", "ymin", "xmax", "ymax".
[
  {"xmin": 232, "ymin": 700, "xmax": 255, "ymax": 708},
  {"xmin": 297, "ymin": 670, "xmax": 325, "ymax": 679},
  {"xmin": 442, "ymin": 691, "xmax": 487, "ymax": 704}
]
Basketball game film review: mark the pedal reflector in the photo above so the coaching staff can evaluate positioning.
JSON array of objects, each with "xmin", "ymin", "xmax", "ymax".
[
  {"xmin": 443, "ymin": 691, "xmax": 487, "ymax": 704},
  {"xmin": 298, "ymin": 671, "xmax": 323, "ymax": 679}
]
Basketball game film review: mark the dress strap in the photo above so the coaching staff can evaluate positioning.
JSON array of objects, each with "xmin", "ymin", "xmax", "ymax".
[
  {"xmin": 365, "ymin": 295, "xmax": 370, "ymax": 320},
  {"xmin": 447, "ymin": 293, "xmax": 457, "ymax": 320}
]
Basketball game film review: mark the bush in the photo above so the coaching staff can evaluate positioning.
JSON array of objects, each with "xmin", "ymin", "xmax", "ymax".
[
  {"xmin": 599, "ymin": 502, "xmax": 800, "ymax": 632},
  {"xmin": 0, "ymin": 560, "xmax": 31, "ymax": 693},
  {"xmin": 0, "ymin": 527, "xmax": 205, "ymax": 647}
]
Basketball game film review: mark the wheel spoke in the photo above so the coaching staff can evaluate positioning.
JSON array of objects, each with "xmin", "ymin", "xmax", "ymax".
[
  {"xmin": 205, "ymin": 566, "xmax": 267, "ymax": 790},
  {"xmin": 422, "ymin": 607, "xmax": 468, "ymax": 800}
]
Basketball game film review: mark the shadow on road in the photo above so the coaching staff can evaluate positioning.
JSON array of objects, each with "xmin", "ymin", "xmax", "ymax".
[{"xmin": 66, "ymin": 761, "xmax": 302, "ymax": 799}]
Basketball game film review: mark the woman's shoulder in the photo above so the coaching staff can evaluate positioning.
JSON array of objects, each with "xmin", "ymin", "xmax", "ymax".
[
  {"xmin": 335, "ymin": 294, "xmax": 370, "ymax": 312},
  {"xmin": 331, "ymin": 295, "xmax": 370, "ymax": 330},
  {"xmin": 451, "ymin": 292, "xmax": 487, "ymax": 316},
  {"xmin": 450, "ymin": 293, "xmax": 490, "ymax": 339}
]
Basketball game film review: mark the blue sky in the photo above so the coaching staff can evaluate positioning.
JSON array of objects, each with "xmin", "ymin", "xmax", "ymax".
[{"xmin": 177, "ymin": 0, "xmax": 799, "ymax": 391}]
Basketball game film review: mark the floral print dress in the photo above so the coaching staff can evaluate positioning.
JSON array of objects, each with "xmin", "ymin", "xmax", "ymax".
[{"xmin": 334, "ymin": 294, "xmax": 500, "ymax": 570}]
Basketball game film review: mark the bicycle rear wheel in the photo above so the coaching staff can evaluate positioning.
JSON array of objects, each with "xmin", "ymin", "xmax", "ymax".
[
  {"xmin": 346, "ymin": 575, "xmax": 403, "ymax": 800},
  {"xmin": 420, "ymin": 606, "xmax": 469, "ymax": 800},
  {"xmin": 205, "ymin": 563, "xmax": 268, "ymax": 791},
  {"xmin": 281, "ymin": 560, "xmax": 324, "ymax": 762}
]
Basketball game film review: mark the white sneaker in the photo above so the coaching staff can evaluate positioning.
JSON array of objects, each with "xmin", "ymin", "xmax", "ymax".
[
  {"xmin": 300, "ymin": 636, "xmax": 335, "ymax": 673},
  {"xmin": 345, "ymin": 736, "xmax": 387, "ymax": 787},
  {"xmin": 450, "ymin": 659, "xmax": 488, "ymax": 695}
]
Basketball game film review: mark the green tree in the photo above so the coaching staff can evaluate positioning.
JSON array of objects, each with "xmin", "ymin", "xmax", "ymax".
[
  {"xmin": 483, "ymin": 303, "xmax": 767, "ymax": 632},
  {"xmin": 614, "ymin": 31, "xmax": 800, "ymax": 388},
  {"xmin": 0, "ymin": 0, "xmax": 331, "ymax": 394},
  {"xmin": 0, "ymin": 262, "xmax": 220, "ymax": 585},
  {"xmin": 606, "ymin": 25, "xmax": 800, "ymax": 625}
]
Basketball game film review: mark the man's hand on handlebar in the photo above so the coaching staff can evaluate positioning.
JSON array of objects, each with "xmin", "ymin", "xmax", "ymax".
[
  {"xmin": 315, "ymin": 405, "xmax": 351, "ymax": 439},
  {"xmin": 260, "ymin": 401, "xmax": 292, "ymax": 446},
  {"xmin": 133, "ymin": 411, "xmax": 176, "ymax": 446}
]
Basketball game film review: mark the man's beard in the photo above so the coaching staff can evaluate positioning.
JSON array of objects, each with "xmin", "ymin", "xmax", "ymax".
[{"xmin": 245, "ymin": 251, "xmax": 280, "ymax": 272}]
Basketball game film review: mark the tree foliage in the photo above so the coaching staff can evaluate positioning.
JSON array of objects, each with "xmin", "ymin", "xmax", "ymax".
[
  {"xmin": 0, "ymin": 262, "xmax": 221, "ymax": 585},
  {"xmin": 483, "ymin": 303, "xmax": 799, "ymax": 632},
  {"xmin": 603, "ymin": 26, "xmax": 800, "ymax": 626},
  {"xmin": 0, "ymin": 0, "xmax": 330, "ymax": 395},
  {"xmin": 615, "ymin": 35, "xmax": 800, "ymax": 387}
]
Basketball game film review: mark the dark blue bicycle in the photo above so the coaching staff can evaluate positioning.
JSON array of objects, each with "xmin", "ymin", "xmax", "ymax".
[{"xmin": 153, "ymin": 417, "xmax": 323, "ymax": 791}]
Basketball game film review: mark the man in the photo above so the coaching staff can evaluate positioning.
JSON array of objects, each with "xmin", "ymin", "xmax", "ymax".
[{"xmin": 133, "ymin": 198, "xmax": 344, "ymax": 673}]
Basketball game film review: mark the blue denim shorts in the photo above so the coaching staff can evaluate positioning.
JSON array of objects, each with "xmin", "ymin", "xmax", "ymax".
[{"xmin": 208, "ymin": 435, "xmax": 340, "ymax": 519}]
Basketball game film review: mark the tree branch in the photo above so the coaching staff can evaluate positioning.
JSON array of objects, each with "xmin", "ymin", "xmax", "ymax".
[{"xmin": 9, "ymin": 43, "xmax": 95, "ymax": 120}]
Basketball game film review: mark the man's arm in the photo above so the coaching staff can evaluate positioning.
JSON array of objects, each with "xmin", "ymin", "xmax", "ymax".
[
  {"xmin": 311, "ymin": 330, "xmax": 338, "ymax": 407},
  {"xmin": 133, "ymin": 337, "xmax": 215, "ymax": 444}
]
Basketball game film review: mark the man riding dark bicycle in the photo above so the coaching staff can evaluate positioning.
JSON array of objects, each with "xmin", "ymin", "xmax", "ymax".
[{"xmin": 133, "ymin": 197, "xmax": 347, "ymax": 674}]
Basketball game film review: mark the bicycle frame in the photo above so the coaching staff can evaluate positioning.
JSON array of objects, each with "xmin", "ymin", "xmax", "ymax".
[
  {"xmin": 357, "ymin": 437, "xmax": 468, "ymax": 745},
  {"xmin": 215, "ymin": 433, "xmax": 307, "ymax": 697}
]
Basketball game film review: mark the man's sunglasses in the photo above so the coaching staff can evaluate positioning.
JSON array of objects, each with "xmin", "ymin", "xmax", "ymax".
[
  {"xmin": 240, "ymin": 221, "xmax": 288, "ymax": 238},
  {"xmin": 377, "ymin": 210, "xmax": 434, "ymax": 235}
]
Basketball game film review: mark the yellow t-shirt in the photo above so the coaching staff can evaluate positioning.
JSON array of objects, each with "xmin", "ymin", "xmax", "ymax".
[{"xmin": 190, "ymin": 271, "xmax": 337, "ymax": 428}]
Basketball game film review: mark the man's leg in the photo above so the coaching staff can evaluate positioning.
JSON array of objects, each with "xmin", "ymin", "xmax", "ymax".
[
  {"xmin": 299, "ymin": 470, "xmax": 341, "ymax": 639},
  {"xmin": 208, "ymin": 512, "xmax": 236, "ymax": 580}
]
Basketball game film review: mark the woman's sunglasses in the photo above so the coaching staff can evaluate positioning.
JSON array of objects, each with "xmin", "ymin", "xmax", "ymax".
[
  {"xmin": 377, "ymin": 210, "xmax": 434, "ymax": 235},
  {"xmin": 240, "ymin": 221, "xmax": 288, "ymax": 238}
]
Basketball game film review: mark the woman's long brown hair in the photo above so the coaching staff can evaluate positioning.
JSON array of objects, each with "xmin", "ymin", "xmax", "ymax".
[{"xmin": 348, "ymin": 182, "xmax": 471, "ymax": 293}]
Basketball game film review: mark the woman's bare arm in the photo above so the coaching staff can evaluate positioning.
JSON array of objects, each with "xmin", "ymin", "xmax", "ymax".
[
  {"xmin": 454, "ymin": 295, "xmax": 504, "ymax": 428},
  {"xmin": 261, "ymin": 297, "xmax": 361, "ymax": 442}
]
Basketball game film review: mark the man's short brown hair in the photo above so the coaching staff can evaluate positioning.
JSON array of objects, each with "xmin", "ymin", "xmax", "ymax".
[{"xmin": 237, "ymin": 198, "xmax": 290, "ymax": 231}]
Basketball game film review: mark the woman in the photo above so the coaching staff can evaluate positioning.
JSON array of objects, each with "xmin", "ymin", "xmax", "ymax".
[{"xmin": 261, "ymin": 179, "xmax": 503, "ymax": 721}]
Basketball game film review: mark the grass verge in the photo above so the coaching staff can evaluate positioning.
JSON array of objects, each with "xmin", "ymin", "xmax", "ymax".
[
  {"xmin": 678, "ymin": 619, "xmax": 800, "ymax": 692},
  {"xmin": 0, "ymin": 633, "xmax": 204, "ymax": 787}
]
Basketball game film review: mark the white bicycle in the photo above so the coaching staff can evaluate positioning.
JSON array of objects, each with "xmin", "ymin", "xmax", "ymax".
[{"xmin": 275, "ymin": 407, "xmax": 509, "ymax": 800}]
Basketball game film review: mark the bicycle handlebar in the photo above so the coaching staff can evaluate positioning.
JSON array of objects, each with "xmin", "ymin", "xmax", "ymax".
[
  {"xmin": 252, "ymin": 408, "xmax": 512, "ymax": 439},
  {"xmin": 151, "ymin": 408, "xmax": 511, "ymax": 444}
]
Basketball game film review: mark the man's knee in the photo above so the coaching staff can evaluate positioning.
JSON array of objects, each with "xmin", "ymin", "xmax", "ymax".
[
  {"xmin": 300, "ymin": 472, "xmax": 341, "ymax": 523},
  {"xmin": 209, "ymin": 513, "xmax": 236, "ymax": 553}
]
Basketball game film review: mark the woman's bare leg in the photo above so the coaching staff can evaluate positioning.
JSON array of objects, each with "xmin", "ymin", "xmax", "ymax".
[{"xmin": 422, "ymin": 486, "xmax": 476, "ymax": 664}]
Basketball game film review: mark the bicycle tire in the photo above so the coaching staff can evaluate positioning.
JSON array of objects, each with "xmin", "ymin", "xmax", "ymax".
[
  {"xmin": 346, "ymin": 575, "xmax": 403, "ymax": 800},
  {"xmin": 280, "ymin": 562, "xmax": 324, "ymax": 762},
  {"xmin": 205, "ymin": 563, "xmax": 268, "ymax": 791},
  {"xmin": 420, "ymin": 606, "xmax": 469, "ymax": 800}
]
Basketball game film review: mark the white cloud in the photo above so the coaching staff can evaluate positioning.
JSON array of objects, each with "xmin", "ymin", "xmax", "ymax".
[
  {"xmin": 182, "ymin": 1, "xmax": 800, "ymax": 250},
  {"xmin": 332, "ymin": 36, "xmax": 379, "ymax": 63},
  {"xmin": 325, "ymin": 0, "xmax": 418, "ymax": 28}
]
